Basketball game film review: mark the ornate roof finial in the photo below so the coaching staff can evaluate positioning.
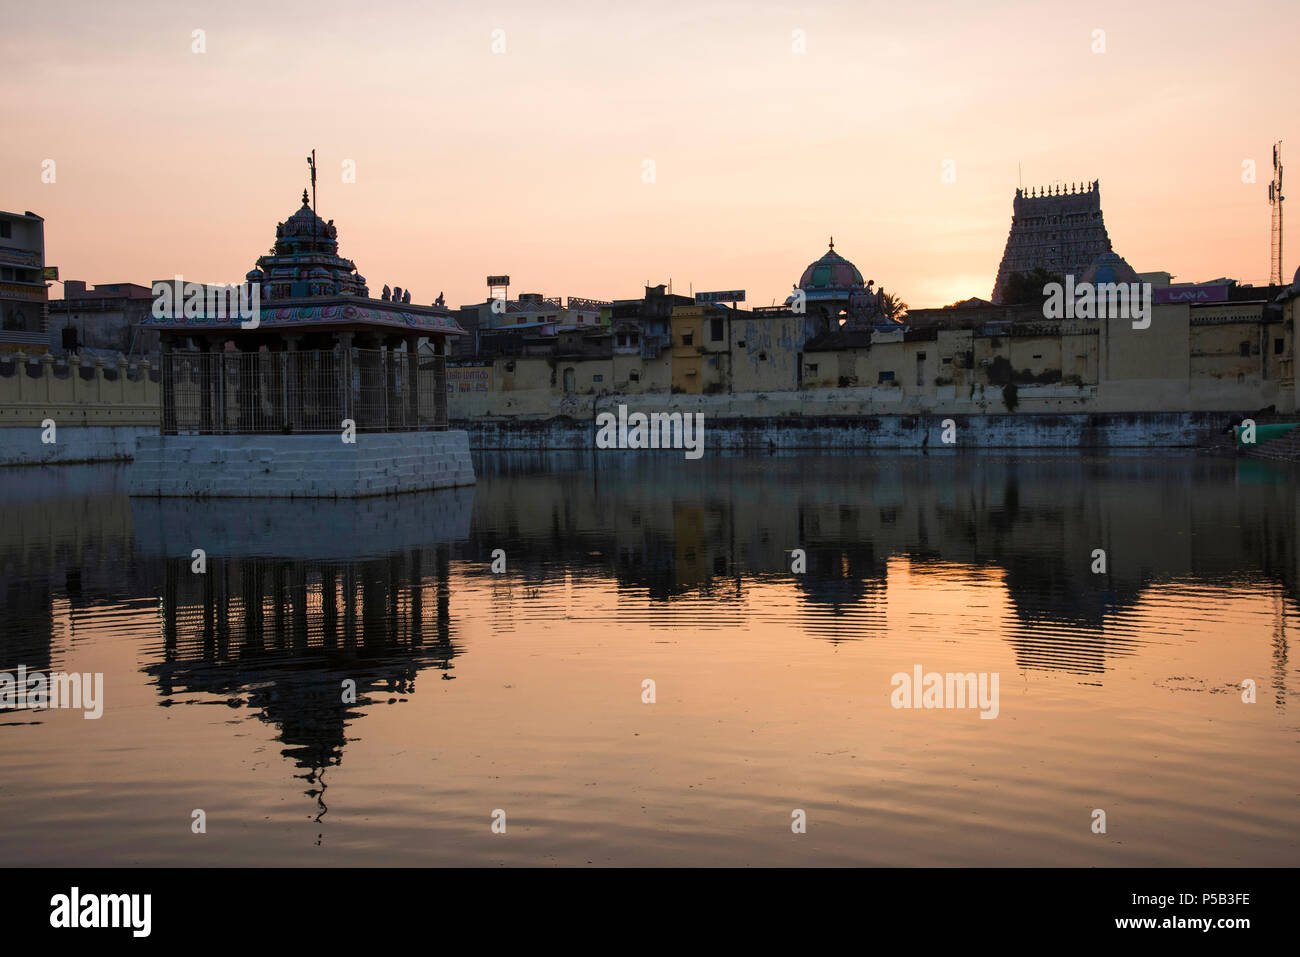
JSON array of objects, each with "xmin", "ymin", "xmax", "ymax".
[
  {"xmin": 829, "ymin": 235, "xmax": 834, "ymax": 250},
  {"xmin": 301, "ymin": 188, "xmax": 310, "ymax": 206}
]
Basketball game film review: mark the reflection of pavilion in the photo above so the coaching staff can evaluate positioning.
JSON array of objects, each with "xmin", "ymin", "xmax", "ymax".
[{"xmin": 132, "ymin": 490, "xmax": 471, "ymax": 824}]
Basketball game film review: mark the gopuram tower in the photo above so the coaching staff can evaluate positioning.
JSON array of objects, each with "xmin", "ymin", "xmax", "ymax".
[{"xmin": 990, "ymin": 180, "xmax": 1113, "ymax": 303}]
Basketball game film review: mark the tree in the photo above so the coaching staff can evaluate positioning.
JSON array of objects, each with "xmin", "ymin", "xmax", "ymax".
[
  {"xmin": 879, "ymin": 290, "xmax": 908, "ymax": 323},
  {"xmin": 1000, "ymin": 268, "xmax": 1063, "ymax": 305}
]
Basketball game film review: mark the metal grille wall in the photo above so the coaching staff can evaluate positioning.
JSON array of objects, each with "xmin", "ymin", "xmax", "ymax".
[{"xmin": 162, "ymin": 348, "xmax": 447, "ymax": 434}]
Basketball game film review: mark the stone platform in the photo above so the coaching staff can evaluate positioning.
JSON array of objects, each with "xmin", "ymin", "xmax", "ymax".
[{"xmin": 127, "ymin": 430, "xmax": 475, "ymax": 498}]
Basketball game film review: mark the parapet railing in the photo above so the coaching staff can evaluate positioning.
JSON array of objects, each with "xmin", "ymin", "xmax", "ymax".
[{"xmin": 0, "ymin": 352, "xmax": 161, "ymax": 426}]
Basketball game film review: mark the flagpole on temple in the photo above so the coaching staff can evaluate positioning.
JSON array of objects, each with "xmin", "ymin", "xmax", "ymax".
[{"xmin": 308, "ymin": 149, "xmax": 317, "ymax": 246}]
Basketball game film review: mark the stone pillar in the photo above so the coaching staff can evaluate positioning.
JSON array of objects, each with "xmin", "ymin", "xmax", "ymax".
[
  {"xmin": 384, "ymin": 336, "xmax": 402, "ymax": 430},
  {"xmin": 406, "ymin": 335, "xmax": 420, "ymax": 428},
  {"xmin": 432, "ymin": 336, "xmax": 447, "ymax": 429},
  {"xmin": 338, "ymin": 332, "xmax": 354, "ymax": 431},
  {"xmin": 159, "ymin": 341, "xmax": 175, "ymax": 434},
  {"xmin": 284, "ymin": 334, "xmax": 302, "ymax": 432},
  {"xmin": 197, "ymin": 339, "xmax": 214, "ymax": 433}
]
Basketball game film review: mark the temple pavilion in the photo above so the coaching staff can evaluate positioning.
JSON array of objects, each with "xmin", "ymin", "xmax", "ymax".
[{"xmin": 128, "ymin": 188, "xmax": 475, "ymax": 498}]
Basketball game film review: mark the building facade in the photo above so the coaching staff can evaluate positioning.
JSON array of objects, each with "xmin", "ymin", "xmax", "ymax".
[
  {"xmin": 47, "ymin": 281, "xmax": 157, "ymax": 355},
  {"xmin": 0, "ymin": 210, "xmax": 48, "ymax": 354}
]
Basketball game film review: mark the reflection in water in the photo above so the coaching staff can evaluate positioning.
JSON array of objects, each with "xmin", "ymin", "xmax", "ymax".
[
  {"xmin": 131, "ymin": 494, "xmax": 469, "ymax": 825},
  {"xmin": 0, "ymin": 453, "xmax": 1297, "ymax": 866}
]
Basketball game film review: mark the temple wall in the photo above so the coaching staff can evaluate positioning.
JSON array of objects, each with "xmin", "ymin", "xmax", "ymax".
[{"xmin": 0, "ymin": 353, "xmax": 160, "ymax": 465}]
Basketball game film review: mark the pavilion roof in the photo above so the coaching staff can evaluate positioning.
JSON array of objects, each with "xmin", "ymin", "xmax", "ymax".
[{"xmin": 140, "ymin": 295, "xmax": 466, "ymax": 336}]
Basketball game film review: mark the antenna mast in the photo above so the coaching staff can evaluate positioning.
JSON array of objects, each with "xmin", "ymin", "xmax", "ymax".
[{"xmin": 1269, "ymin": 141, "xmax": 1284, "ymax": 285}]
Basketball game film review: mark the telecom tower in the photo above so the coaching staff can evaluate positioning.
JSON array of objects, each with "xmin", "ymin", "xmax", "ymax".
[{"xmin": 1269, "ymin": 141, "xmax": 1284, "ymax": 286}]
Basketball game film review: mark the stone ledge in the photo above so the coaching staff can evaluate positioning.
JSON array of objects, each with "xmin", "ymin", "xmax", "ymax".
[{"xmin": 127, "ymin": 430, "xmax": 475, "ymax": 498}]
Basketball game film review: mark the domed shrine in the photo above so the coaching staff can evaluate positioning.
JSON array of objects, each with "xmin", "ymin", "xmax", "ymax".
[
  {"xmin": 129, "ymin": 180, "xmax": 474, "ymax": 498},
  {"xmin": 788, "ymin": 238, "xmax": 894, "ymax": 334},
  {"xmin": 1080, "ymin": 250, "xmax": 1140, "ymax": 286}
]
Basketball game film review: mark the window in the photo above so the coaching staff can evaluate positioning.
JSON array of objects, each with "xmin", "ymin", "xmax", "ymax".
[
  {"xmin": 941, "ymin": 356, "xmax": 952, "ymax": 365},
  {"xmin": 709, "ymin": 317, "xmax": 724, "ymax": 342},
  {"xmin": 1240, "ymin": 341, "xmax": 1251, "ymax": 357},
  {"xmin": 630, "ymin": 371, "xmax": 640, "ymax": 382},
  {"xmin": 879, "ymin": 370, "xmax": 895, "ymax": 383},
  {"xmin": 1275, "ymin": 338, "xmax": 1285, "ymax": 355},
  {"xmin": 0, "ymin": 222, "xmax": 10, "ymax": 239},
  {"xmin": 592, "ymin": 374, "xmax": 603, "ymax": 382},
  {"xmin": 737, "ymin": 340, "xmax": 746, "ymax": 348},
  {"xmin": 806, "ymin": 363, "xmax": 818, "ymax": 374},
  {"xmin": 682, "ymin": 333, "xmax": 693, "ymax": 346}
]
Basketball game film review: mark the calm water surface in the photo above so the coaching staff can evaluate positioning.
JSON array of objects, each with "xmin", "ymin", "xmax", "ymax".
[{"xmin": 1, "ymin": 452, "xmax": 1298, "ymax": 866}]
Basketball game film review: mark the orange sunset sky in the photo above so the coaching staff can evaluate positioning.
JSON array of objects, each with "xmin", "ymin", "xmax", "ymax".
[{"xmin": 3, "ymin": 0, "xmax": 1298, "ymax": 309}]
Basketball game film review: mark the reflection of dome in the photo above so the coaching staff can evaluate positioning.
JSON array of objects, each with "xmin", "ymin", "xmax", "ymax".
[
  {"xmin": 1081, "ymin": 251, "xmax": 1138, "ymax": 285},
  {"xmin": 798, "ymin": 239, "xmax": 865, "ymax": 291}
]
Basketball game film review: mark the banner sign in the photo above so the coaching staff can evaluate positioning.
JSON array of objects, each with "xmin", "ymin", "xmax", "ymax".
[
  {"xmin": 694, "ymin": 290, "xmax": 745, "ymax": 304},
  {"xmin": 447, "ymin": 365, "xmax": 492, "ymax": 394},
  {"xmin": 1154, "ymin": 284, "xmax": 1230, "ymax": 304}
]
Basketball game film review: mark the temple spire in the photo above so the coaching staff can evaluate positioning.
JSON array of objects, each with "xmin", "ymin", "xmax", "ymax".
[{"xmin": 829, "ymin": 235, "xmax": 834, "ymax": 250}]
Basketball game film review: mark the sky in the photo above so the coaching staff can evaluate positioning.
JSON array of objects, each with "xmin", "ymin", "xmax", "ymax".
[{"xmin": 3, "ymin": 0, "xmax": 1298, "ymax": 310}]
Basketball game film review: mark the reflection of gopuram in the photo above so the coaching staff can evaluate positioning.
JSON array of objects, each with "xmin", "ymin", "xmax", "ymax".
[
  {"xmin": 133, "ymin": 491, "xmax": 472, "ymax": 822},
  {"xmin": 467, "ymin": 452, "xmax": 1300, "ymax": 674}
]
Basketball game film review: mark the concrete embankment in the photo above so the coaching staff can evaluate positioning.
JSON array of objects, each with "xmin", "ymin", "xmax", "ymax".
[
  {"xmin": 457, "ymin": 410, "xmax": 1238, "ymax": 451},
  {"xmin": 0, "ymin": 424, "xmax": 156, "ymax": 465}
]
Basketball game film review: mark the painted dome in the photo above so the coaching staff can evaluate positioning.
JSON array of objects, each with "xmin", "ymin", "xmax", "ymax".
[
  {"xmin": 254, "ymin": 191, "xmax": 361, "ymax": 301},
  {"xmin": 799, "ymin": 239, "xmax": 865, "ymax": 291},
  {"xmin": 1081, "ymin": 251, "xmax": 1138, "ymax": 285}
]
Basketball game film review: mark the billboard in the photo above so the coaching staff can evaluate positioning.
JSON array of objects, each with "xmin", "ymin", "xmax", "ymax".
[
  {"xmin": 486, "ymin": 275, "xmax": 510, "ymax": 287},
  {"xmin": 694, "ymin": 290, "xmax": 745, "ymax": 304},
  {"xmin": 447, "ymin": 365, "xmax": 493, "ymax": 394},
  {"xmin": 1154, "ymin": 284, "xmax": 1230, "ymax": 304}
]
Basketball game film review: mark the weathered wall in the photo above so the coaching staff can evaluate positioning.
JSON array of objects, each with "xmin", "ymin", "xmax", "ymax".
[
  {"xmin": 127, "ymin": 430, "xmax": 476, "ymax": 497},
  {"xmin": 0, "ymin": 424, "xmax": 156, "ymax": 464},
  {"xmin": 0, "ymin": 353, "xmax": 160, "ymax": 464},
  {"xmin": 459, "ymin": 409, "xmax": 1234, "ymax": 451},
  {"xmin": 730, "ymin": 312, "xmax": 801, "ymax": 392}
]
